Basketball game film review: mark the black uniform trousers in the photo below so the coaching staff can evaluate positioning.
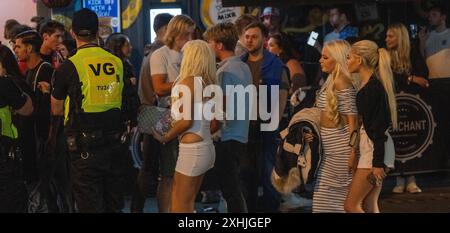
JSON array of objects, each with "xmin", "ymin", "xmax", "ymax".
[{"xmin": 69, "ymin": 140, "xmax": 127, "ymax": 213}]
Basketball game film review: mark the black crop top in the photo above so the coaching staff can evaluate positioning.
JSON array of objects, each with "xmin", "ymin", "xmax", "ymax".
[{"xmin": 356, "ymin": 76, "xmax": 391, "ymax": 168}]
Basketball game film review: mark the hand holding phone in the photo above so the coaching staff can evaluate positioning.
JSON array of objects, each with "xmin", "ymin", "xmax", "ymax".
[
  {"xmin": 307, "ymin": 31, "xmax": 319, "ymax": 47},
  {"xmin": 303, "ymin": 127, "xmax": 314, "ymax": 143},
  {"xmin": 303, "ymin": 127, "xmax": 312, "ymax": 134},
  {"xmin": 410, "ymin": 24, "xmax": 418, "ymax": 39}
]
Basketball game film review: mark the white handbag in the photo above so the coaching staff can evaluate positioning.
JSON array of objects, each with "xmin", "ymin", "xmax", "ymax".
[{"xmin": 383, "ymin": 131, "xmax": 396, "ymax": 169}]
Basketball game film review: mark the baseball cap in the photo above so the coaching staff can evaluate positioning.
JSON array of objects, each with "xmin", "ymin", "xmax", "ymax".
[
  {"xmin": 72, "ymin": 8, "xmax": 99, "ymax": 37},
  {"xmin": 154, "ymin": 13, "xmax": 174, "ymax": 33},
  {"xmin": 261, "ymin": 7, "xmax": 280, "ymax": 18}
]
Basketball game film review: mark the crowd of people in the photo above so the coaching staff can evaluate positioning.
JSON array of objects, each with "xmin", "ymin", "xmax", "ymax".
[{"xmin": 0, "ymin": 2, "xmax": 449, "ymax": 213}]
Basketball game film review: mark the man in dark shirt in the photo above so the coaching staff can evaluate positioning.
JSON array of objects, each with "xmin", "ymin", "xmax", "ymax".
[
  {"xmin": 13, "ymin": 31, "xmax": 53, "ymax": 142},
  {"xmin": 13, "ymin": 30, "xmax": 64, "ymax": 212},
  {"xmin": 51, "ymin": 8, "xmax": 134, "ymax": 213},
  {"xmin": 0, "ymin": 78, "xmax": 33, "ymax": 213},
  {"xmin": 39, "ymin": 20, "xmax": 65, "ymax": 68}
]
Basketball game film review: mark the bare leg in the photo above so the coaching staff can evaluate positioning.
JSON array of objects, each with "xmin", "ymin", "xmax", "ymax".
[
  {"xmin": 344, "ymin": 168, "xmax": 375, "ymax": 213},
  {"xmin": 362, "ymin": 182, "xmax": 382, "ymax": 213},
  {"xmin": 171, "ymin": 172, "xmax": 205, "ymax": 213}
]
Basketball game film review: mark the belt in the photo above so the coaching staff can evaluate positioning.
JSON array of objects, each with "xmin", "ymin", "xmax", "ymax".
[
  {"xmin": 67, "ymin": 130, "xmax": 122, "ymax": 152},
  {"xmin": 79, "ymin": 131, "xmax": 121, "ymax": 144},
  {"xmin": 0, "ymin": 144, "xmax": 21, "ymax": 162}
]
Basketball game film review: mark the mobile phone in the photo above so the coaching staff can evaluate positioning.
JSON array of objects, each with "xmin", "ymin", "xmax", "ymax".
[
  {"xmin": 410, "ymin": 24, "xmax": 418, "ymax": 39},
  {"xmin": 307, "ymin": 31, "xmax": 319, "ymax": 47}
]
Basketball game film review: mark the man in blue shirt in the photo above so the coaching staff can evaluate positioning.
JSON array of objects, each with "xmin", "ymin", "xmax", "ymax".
[
  {"xmin": 321, "ymin": 6, "xmax": 358, "ymax": 47},
  {"xmin": 204, "ymin": 23, "xmax": 252, "ymax": 213}
]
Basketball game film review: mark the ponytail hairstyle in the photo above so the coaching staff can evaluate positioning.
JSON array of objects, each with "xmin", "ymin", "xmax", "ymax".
[
  {"xmin": 387, "ymin": 23, "xmax": 411, "ymax": 75},
  {"xmin": 320, "ymin": 39, "xmax": 352, "ymax": 126},
  {"xmin": 351, "ymin": 40, "xmax": 398, "ymax": 129}
]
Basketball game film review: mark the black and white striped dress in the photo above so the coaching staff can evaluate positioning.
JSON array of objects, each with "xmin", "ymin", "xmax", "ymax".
[{"xmin": 312, "ymin": 88, "xmax": 357, "ymax": 213}]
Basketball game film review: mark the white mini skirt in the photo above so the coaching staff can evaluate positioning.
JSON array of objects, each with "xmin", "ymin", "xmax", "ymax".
[
  {"xmin": 357, "ymin": 127, "xmax": 395, "ymax": 169},
  {"xmin": 176, "ymin": 140, "xmax": 216, "ymax": 177}
]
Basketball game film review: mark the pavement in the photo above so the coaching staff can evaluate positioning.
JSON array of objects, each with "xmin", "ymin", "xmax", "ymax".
[
  {"xmin": 122, "ymin": 171, "xmax": 450, "ymax": 213},
  {"xmin": 380, "ymin": 171, "xmax": 450, "ymax": 213}
]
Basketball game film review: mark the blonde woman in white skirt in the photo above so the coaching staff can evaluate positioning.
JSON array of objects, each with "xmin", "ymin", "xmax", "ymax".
[
  {"xmin": 152, "ymin": 40, "xmax": 221, "ymax": 213},
  {"xmin": 345, "ymin": 40, "xmax": 397, "ymax": 213}
]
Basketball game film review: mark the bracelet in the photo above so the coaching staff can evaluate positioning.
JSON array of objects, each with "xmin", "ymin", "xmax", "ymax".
[
  {"xmin": 161, "ymin": 134, "xmax": 168, "ymax": 145},
  {"xmin": 348, "ymin": 130, "xmax": 359, "ymax": 148},
  {"xmin": 408, "ymin": 76, "xmax": 414, "ymax": 85}
]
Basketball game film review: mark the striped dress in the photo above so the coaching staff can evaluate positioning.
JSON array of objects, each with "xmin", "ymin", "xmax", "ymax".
[{"xmin": 312, "ymin": 88, "xmax": 358, "ymax": 213}]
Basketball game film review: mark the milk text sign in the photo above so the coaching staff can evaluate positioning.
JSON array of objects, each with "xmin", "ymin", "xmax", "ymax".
[{"xmin": 200, "ymin": 0, "xmax": 244, "ymax": 28}]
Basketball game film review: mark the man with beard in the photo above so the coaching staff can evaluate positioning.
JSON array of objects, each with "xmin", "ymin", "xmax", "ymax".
[
  {"xmin": 323, "ymin": 6, "xmax": 358, "ymax": 44},
  {"xmin": 240, "ymin": 22, "xmax": 290, "ymax": 212}
]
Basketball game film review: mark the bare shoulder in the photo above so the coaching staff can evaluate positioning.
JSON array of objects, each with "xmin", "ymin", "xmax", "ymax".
[
  {"xmin": 334, "ymin": 75, "xmax": 353, "ymax": 91},
  {"xmin": 287, "ymin": 59, "xmax": 301, "ymax": 67},
  {"xmin": 286, "ymin": 59, "xmax": 305, "ymax": 75}
]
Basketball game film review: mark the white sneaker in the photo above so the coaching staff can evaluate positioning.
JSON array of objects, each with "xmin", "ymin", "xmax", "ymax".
[
  {"xmin": 392, "ymin": 176, "xmax": 405, "ymax": 193},
  {"xmin": 392, "ymin": 184, "xmax": 405, "ymax": 193},
  {"xmin": 406, "ymin": 176, "xmax": 422, "ymax": 194},
  {"xmin": 406, "ymin": 183, "xmax": 422, "ymax": 193},
  {"xmin": 279, "ymin": 193, "xmax": 312, "ymax": 212}
]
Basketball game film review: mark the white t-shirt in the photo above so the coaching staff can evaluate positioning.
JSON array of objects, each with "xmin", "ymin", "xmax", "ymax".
[
  {"xmin": 150, "ymin": 45, "xmax": 182, "ymax": 107},
  {"xmin": 425, "ymin": 29, "xmax": 450, "ymax": 79}
]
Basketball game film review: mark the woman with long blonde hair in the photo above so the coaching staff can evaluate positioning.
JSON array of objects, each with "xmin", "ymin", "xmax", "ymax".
[
  {"xmin": 152, "ymin": 40, "xmax": 220, "ymax": 213},
  {"xmin": 386, "ymin": 23, "xmax": 429, "ymax": 194},
  {"xmin": 386, "ymin": 23, "xmax": 429, "ymax": 91},
  {"xmin": 309, "ymin": 40, "xmax": 359, "ymax": 213},
  {"xmin": 345, "ymin": 40, "xmax": 397, "ymax": 213}
]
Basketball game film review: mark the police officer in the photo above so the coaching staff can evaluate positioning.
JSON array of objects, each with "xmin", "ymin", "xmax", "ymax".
[
  {"xmin": 0, "ymin": 77, "xmax": 33, "ymax": 212},
  {"xmin": 50, "ymin": 8, "xmax": 133, "ymax": 213}
]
